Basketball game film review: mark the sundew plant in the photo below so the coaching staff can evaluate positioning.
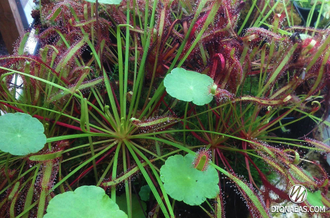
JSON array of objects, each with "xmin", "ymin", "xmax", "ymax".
[{"xmin": 1, "ymin": 0, "xmax": 330, "ymax": 217}]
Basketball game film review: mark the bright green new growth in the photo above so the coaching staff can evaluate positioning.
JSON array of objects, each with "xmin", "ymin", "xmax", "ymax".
[
  {"xmin": 160, "ymin": 153, "xmax": 219, "ymax": 206},
  {"xmin": 0, "ymin": 113, "xmax": 46, "ymax": 156},
  {"xmin": 164, "ymin": 68, "xmax": 214, "ymax": 106},
  {"xmin": 44, "ymin": 186, "xmax": 127, "ymax": 218},
  {"xmin": 209, "ymin": 83, "xmax": 218, "ymax": 95},
  {"xmin": 84, "ymin": 0, "xmax": 122, "ymax": 5},
  {"xmin": 195, "ymin": 155, "xmax": 207, "ymax": 171}
]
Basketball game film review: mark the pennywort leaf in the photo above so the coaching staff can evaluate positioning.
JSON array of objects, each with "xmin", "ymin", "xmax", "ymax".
[
  {"xmin": 160, "ymin": 154, "xmax": 219, "ymax": 206},
  {"xmin": 164, "ymin": 68, "xmax": 214, "ymax": 106},
  {"xmin": 0, "ymin": 113, "xmax": 46, "ymax": 156},
  {"xmin": 44, "ymin": 186, "xmax": 127, "ymax": 218}
]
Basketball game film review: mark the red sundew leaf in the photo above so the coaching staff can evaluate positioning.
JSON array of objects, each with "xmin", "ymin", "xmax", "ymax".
[
  {"xmin": 213, "ymin": 88, "xmax": 234, "ymax": 103},
  {"xmin": 308, "ymin": 51, "xmax": 330, "ymax": 96},
  {"xmin": 248, "ymin": 140, "xmax": 327, "ymax": 199},
  {"xmin": 235, "ymin": 1, "xmax": 246, "ymax": 14},
  {"xmin": 248, "ymin": 141, "xmax": 293, "ymax": 176},
  {"xmin": 205, "ymin": 40, "xmax": 244, "ymax": 91},
  {"xmin": 210, "ymin": 53, "xmax": 225, "ymax": 79},
  {"xmin": 307, "ymin": 162, "xmax": 329, "ymax": 187},
  {"xmin": 218, "ymin": 55, "xmax": 243, "ymax": 88},
  {"xmin": 188, "ymin": 11, "xmax": 211, "ymax": 44},
  {"xmin": 55, "ymin": 39, "xmax": 86, "ymax": 73},
  {"xmin": 47, "ymin": 5, "xmax": 62, "ymax": 22},
  {"xmin": 131, "ymin": 116, "xmax": 179, "ymax": 133},
  {"xmin": 245, "ymin": 155, "xmax": 290, "ymax": 201},
  {"xmin": 287, "ymin": 165, "xmax": 318, "ymax": 188},
  {"xmin": 236, "ymin": 95, "xmax": 294, "ymax": 106},
  {"xmin": 243, "ymin": 28, "xmax": 284, "ymax": 42},
  {"xmin": 45, "ymin": 1, "xmax": 84, "ymax": 24},
  {"xmin": 321, "ymin": 193, "xmax": 330, "ymax": 207},
  {"xmin": 264, "ymin": 151, "xmax": 321, "ymax": 188},
  {"xmin": 261, "ymin": 156, "xmax": 286, "ymax": 176},
  {"xmin": 0, "ymin": 56, "xmax": 70, "ymax": 85},
  {"xmin": 249, "ymin": 140, "xmax": 277, "ymax": 159},
  {"xmin": 305, "ymin": 138, "xmax": 330, "ymax": 153},
  {"xmin": 212, "ymin": 162, "xmax": 270, "ymax": 217}
]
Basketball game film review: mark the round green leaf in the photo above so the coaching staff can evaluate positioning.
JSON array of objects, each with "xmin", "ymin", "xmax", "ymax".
[
  {"xmin": 160, "ymin": 154, "xmax": 220, "ymax": 206},
  {"xmin": 164, "ymin": 68, "xmax": 214, "ymax": 106},
  {"xmin": 84, "ymin": 0, "xmax": 122, "ymax": 5},
  {"xmin": 139, "ymin": 185, "xmax": 151, "ymax": 201},
  {"xmin": 44, "ymin": 186, "xmax": 127, "ymax": 218},
  {"xmin": 0, "ymin": 113, "xmax": 46, "ymax": 156}
]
